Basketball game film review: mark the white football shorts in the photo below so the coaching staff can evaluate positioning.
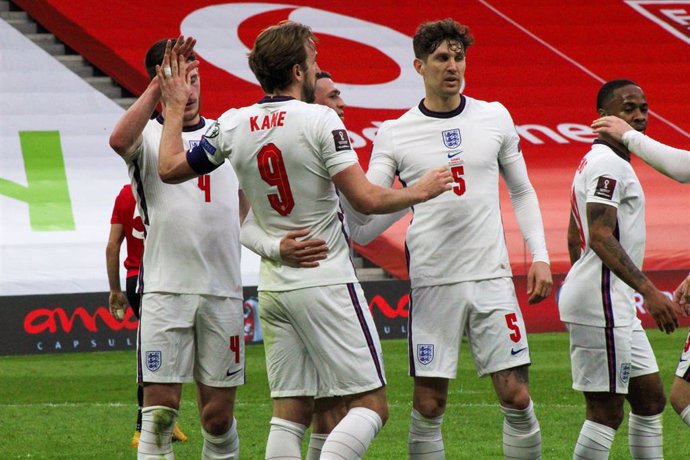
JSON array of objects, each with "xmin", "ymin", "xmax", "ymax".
[
  {"xmin": 259, "ymin": 283, "xmax": 386, "ymax": 398},
  {"xmin": 409, "ymin": 277, "xmax": 531, "ymax": 378},
  {"xmin": 138, "ymin": 293, "xmax": 244, "ymax": 387},
  {"xmin": 675, "ymin": 327, "xmax": 690, "ymax": 380},
  {"xmin": 566, "ymin": 317, "xmax": 658, "ymax": 394}
]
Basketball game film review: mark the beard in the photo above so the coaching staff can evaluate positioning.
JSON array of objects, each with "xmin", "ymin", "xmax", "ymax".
[{"xmin": 302, "ymin": 78, "xmax": 316, "ymax": 103}]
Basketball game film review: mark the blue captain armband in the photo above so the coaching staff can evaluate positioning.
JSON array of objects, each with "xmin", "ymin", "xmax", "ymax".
[{"xmin": 187, "ymin": 143, "xmax": 221, "ymax": 175}]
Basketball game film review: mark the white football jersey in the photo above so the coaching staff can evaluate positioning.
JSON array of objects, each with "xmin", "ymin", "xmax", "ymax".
[
  {"xmin": 191, "ymin": 97, "xmax": 359, "ymax": 291},
  {"xmin": 558, "ymin": 141, "xmax": 646, "ymax": 327},
  {"xmin": 368, "ymin": 96, "xmax": 524, "ymax": 288},
  {"xmin": 126, "ymin": 116, "xmax": 243, "ymax": 298}
]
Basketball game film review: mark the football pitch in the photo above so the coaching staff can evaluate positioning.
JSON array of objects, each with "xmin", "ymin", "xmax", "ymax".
[{"xmin": 0, "ymin": 330, "xmax": 687, "ymax": 458}]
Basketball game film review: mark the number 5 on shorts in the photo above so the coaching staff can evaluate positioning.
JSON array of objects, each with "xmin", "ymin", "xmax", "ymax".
[{"xmin": 505, "ymin": 312, "xmax": 522, "ymax": 343}]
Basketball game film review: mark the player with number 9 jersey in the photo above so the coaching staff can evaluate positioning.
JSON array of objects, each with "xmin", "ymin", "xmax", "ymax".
[{"xmin": 191, "ymin": 98, "xmax": 359, "ymax": 291}]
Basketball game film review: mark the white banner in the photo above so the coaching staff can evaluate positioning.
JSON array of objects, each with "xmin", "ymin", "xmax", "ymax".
[{"xmin": 0, "ymin": 20, "xmax": 259, "ymax": 295}]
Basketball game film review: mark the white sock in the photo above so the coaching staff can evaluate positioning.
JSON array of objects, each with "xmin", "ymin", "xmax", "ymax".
[
  {"xmin": 502, "ymin": 400, "xmax": 541, "ymax": 459},
  {"xmin": 681, "ymin": 405, "xmax": 690, "ymax": 427},
  {"xmin": 306, "ymin": 432, "xmax": 328, "ymax": 460},
  {"xmin": 321, "ymin": 407, "xmax": 383, "ymax": 460},
  {"xmin": 265, "ymin": 417, "xmax": 306, "ymax": 460},
  {"xmin": 202, "ymin": 418, "xmax": 239, "ymax": 459},
  {"xmin": 408, "ymin": 408, "xmax": 445, "ymax": 459},
  {"xmin": 137, "ymin": 405, "xmax": 177, "ymax": 459},
  {"xmin": 573, "ymin": 420, "xmax": 615, "ymax": 460},
  {"xmin": 628, "ymin": 413, "xmax": 663, "ymax": 459}
]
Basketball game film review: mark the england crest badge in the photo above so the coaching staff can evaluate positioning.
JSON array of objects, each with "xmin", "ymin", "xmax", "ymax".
[
  {"xmin": 620, "ymin": 362, "xmax": 631, "ymax": 384},
  {"xmin": 417, "ymin": 344, "xmax": 434, "ymax": 365},
  {"xmin": 442, "ymin": 129, "xmax": 462, "ymax": 149},
  {"xmin": 146, "ymin": 351, "xmax": 162, "ymax": 372}
]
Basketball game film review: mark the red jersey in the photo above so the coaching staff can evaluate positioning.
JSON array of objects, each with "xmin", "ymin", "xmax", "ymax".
[{"xmin": 110, "ymin": 184, "xmax": 144, "ymax": 278}]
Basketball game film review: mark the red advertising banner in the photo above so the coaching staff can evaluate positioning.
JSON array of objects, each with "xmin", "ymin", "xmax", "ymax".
[{"xmin": 14, "ymin": 0, "xmax": 690, "ymax": 280}]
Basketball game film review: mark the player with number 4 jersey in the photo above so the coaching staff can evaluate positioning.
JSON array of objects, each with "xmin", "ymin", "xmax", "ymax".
[{"xmin": 110, "ymin": 37, "xmax": 247, "ymax": 459}]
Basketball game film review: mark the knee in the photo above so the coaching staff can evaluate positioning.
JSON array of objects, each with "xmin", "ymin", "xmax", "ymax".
[
  {"xmin": 201, "ymin": 406, "xmax": 233, "ymax": 436},
  {"xmin": 499, "ymin": 386, "xmax": 532, "ymax": 410},
  {"xmin": 413, "ymin": 393, "xmax": 447, "ymax": 418}
]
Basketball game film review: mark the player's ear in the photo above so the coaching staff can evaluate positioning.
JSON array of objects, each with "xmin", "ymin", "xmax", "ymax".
[
  {"xmin": 597, "ymin": 108, "xmax": 607, "ymax": 117},
  {"xmin": 293, "ymin": 63, "xmax": 303, "ymax": 82},
  {"xmin": 413, "ymin": 58, "xmax": 424, "ymax": 76}
]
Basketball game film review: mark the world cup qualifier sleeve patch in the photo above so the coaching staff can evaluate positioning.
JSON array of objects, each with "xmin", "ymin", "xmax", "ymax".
[
  {"xmin": 332, "ymin": 129, "xmax": 352, "ymax": 152},
  {"xmin": 594, "ymin": 176, "xmax": 617, "ymax": 200}
]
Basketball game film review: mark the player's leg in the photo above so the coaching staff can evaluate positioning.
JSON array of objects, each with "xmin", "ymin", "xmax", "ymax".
[
  {"xmin": 126, "ymin": 275, "xmax": 144, "ymax": 447},
  {"xmin": 468, "ymin": 278, "xmax": 540, "ymax": 459},
  {"xmin": 259, "ymin": 290, "xmax": 315, "ymax": 458},
  {"xmin": 407, "ymin": 283, "xmax": 467, "ymax": 459},
  {"xmin": 282, "ymin": 284, "xmax": 388, "ymax": 460},
  {"xmin": 625, "ymin": 323, "xmax": 665, "ymax": 459},
  {"xmin": 195, "ymin": 295, "xmax": 245, "ymax": 459},
  {"xmin": 567, "ymin": 322, "xmax": 633, "ymax": 460},
  {"xmin": 307, "ymin": 397, "xmax": 347, "ymax": 460},
  {"xmin": 137, "ymin": 293, "xmax": 195, "ymax": 459},
  {"xmin": 409, "ymin": 376, "xmax": 449, "ymax": 459},
  {"xmin": 670, "ymin": 327, "xmax": 690, "ymax": 426}
]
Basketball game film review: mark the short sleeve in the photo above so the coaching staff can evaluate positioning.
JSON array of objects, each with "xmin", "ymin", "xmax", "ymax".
[
  {"xmin": 314, "ymin": 109, "xmax": 359, "ymax": 177},
  {"xmin": 585, "ymin": 157, "xmax": 626, "ymax": 208}
]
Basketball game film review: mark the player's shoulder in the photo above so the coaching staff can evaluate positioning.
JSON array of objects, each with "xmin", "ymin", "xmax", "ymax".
[{"xmin": 464, "ymin": 96, "xmax": 510, "ymax": 116}]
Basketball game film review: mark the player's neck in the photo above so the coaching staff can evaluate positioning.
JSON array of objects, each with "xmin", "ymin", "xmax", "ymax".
[
  {"xmin": 268, "ymin": 84, "xmax": 302, "ymax": 102},
  {"xmin": 597, "ymin": 134, "xmax": 631, "ymax": 161},
  {"xmin": 423, "ymin": 93, "xmax": 462, "ymax": 113}
]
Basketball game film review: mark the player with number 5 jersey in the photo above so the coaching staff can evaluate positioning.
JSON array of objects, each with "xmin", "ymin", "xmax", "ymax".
[
  {"xmin": 343, "ymin": 19, "xmax": 552, "ymax": 459},
  {"xmin": 156, "ymin": 22, "xmax": 452, "ymax": 460}
]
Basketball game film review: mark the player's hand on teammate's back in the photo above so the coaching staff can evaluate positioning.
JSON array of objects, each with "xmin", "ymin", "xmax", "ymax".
[
  {"xmin": 673, "ymin": 274, "xmax": 690, "ymax": 309},
  {"xmin": 109, "ymin": 291, "xmax": 128, "ymax": 321},
  {"xmin": 644, "ymin": 288, "xmax": 680, "ymax": 334},
  {"xmin": 279, "ymin": 229, "xmax": 328, "ymax": 268},
  {"xmin": 414, "ymin": 166, "xmax": 453, "ymax": 201},
  {"xmin": 526, "ymin": 261, "xmax": 553, "ymax": 304}
]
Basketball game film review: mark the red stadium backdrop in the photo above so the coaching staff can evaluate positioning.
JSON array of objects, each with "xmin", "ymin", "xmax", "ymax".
[{"xmin": 11, "ymin": 0, "xmax": 690, "ymax": 343}]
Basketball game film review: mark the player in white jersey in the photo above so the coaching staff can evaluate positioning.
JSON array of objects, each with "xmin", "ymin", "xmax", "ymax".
[
  {"xmin": 560, "ymin": 80, "xmax": 682, "ymax": 459},
  {"xmin": 154, "ymin": 23, "xmax": 452, "ymax": 460},
  {"xmin": 592, "ymin": 114, "xmax": 690, "ymax": 429},
  {"xmin": 341, "ymin": 19, "xmax": 552, "ymax": 459},
  {"xmin": 109, "ymin": 37, "xmax": 248, "ymax": 460}
]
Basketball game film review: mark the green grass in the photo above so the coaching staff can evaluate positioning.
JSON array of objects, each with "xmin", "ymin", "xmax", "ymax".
[{"xmin": 0, "ymin": 331, "xmax": 687, "ymax": 458}]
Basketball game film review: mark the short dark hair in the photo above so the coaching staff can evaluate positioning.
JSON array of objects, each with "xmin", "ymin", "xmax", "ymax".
[
  {"xmin": 144, "ymin": 38, "xmax": 196, "ymax": 80},
  {"xmin": 413, "ymin": 18, "xmax": 474, "ymax": 60},
  {"xmin": 248, "ymin": 21, "xmax": 317, "ymax": 93},
  {"xmin": 597, "ymin": 79, "xmax": 639, "ymax": 110},
  {"xmin": 316, "ymin": 71, "xmax": 332, "ymax": 80}
]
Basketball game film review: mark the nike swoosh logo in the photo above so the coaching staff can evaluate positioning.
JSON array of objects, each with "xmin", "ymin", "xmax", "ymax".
[
  {"xmin": 447, "ymin": 152, "xmax": 462, "ymax": 159},
  {"xmin": 511, "ymin": 347, "xmax": 527, "ymax": 356},
  {"xmin": 226, "ymin": 368, "xmax": 243, "ymax": 377}
]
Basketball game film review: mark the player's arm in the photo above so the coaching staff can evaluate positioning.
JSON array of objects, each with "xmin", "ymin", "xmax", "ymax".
[
  {"xmin": 156, "ymin": 44, "xmax": 208, "ymax": 183},
  {"xmin": 110, "ymin": 37, "xmax": 196, "ymax": 159},
  {"xmin": 566, "ymin": 212, "xmax": 582, "ymax": 266},
  {"xmin": 501, "ymin": 157, "xmax": 552, "ymax": 304},
  {"xmin": 592, "ymin": 116, "xmax": 690, "ymax": 183},
  {"xmin": 587, "ymin": 201, "xmax": 680, "ymax": 332},
  {"xmin": 238, "ymin": 190, "xmax": 250, "ymax": 224},
  {"xmin": 240, "ymin": 210, "xmax": 328, "ymax": 268},
  {"xmin": 109, "ymin": 77, "xmax": 160, "ymax": 158},
  {"xmin": 340, "ymin": 167, "xmax": 409, "ymax": 245},
  {"xmin": 105, "ymin": 223, "xmax": 128, "ymax": 320}
]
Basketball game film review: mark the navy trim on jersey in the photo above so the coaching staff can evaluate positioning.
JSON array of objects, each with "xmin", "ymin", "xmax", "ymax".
[
  {"xmin": 258, "ymin": 95, "xmax": 295, "ymax": 104},
  {"xmin": 155, "ymin": 114, "xmax": 207, "ymax": 132},
  {"xmin": 187, "ymin": 145, "xmax": 221, "ymax": 175},
  {"xmin": 131, "ymin": 159, "xmax": 150, "ymax": 229},
  {"xmin": 346, "ymin": 283, "xmax": 385, "ymax": 386},
  {"xmin": 418, "ymin": 94, "xmax": 466, "ymax": 119}
]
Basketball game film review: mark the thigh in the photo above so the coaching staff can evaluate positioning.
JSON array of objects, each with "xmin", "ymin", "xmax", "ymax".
[
  {"xmin": 567, "ymin": 322, "xmax": 632, "ymax": 394},
  {"xmin": 195, "ymin": 296, "xmax": 245, "ymax": 387},
  {"xmin": 138, "ymin": 293, "xmax": 196, "ymax": 384},
  {"xmin": 409, "ymin": 283, "xmax": 470, "ymax": 379},
  {"xmin": 466, "ymin": 278, "xmax": 531, "ymax": 377}
]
